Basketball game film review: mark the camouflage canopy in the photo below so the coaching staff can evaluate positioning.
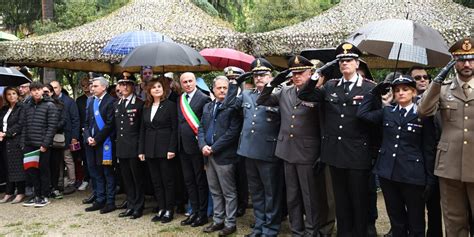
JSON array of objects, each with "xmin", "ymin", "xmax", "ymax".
[
  {"xmin": 0, "ymin": 0, "xmax": 247, "ymax": 72},
  {"xmin": 250, "ymin": 0, "xmax": 473, "ymax": 68}
]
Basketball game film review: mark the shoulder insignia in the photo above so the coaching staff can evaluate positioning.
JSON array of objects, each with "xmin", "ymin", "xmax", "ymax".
[{"xmin": 364, "ymin": 78, "xmax": 377, "ymax": 84}]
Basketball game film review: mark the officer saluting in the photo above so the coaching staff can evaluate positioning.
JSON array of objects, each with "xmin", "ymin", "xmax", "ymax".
[
  {"xmin": 224, "ymin": 58, "xmax": 284, "ymax": 237},
  {"xmin": 418, "ymin": 37, "xmax": 474, "ymax": 236},
  {"xmin": 114, "ymin": 74, "xmax": 145, "ymax": 219},
  {"xmin": 298, "ymin": 42, "xmax": 376, "ymax": 236},
  {"xmin": 257, "ymin": 56, "xmax": 332, "ymax": 237}
]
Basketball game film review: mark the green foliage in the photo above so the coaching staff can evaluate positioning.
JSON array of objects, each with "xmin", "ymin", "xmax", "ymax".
[
  {"xmin": 454, "ymin": 0, "xmax": 474, "ymax": 8},
  {"xmin": 0, "ymin": 0, "xmax": 42, "ymax": 36},
  {"xmin": 191, "ymin": 0, "xmax": 219, "ymax": 17}
]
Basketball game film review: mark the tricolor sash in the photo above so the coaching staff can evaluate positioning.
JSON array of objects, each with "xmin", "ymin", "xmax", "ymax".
[
  {"xmin": 94, "ymin": 98, "xmax": 112, "ymax": 165},
  {"xmin": 180, "ymin": 94, "xmax": 200, "ymax": 135}
]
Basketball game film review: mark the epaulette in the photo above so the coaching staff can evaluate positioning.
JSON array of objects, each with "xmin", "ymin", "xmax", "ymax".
[
  {"xmin": 364, "ymin": 78, "xmax": 377, "ymax": 84},
  {"xmin": 442, "ymin": 79, "xmax": 453, "ymax": 85}
]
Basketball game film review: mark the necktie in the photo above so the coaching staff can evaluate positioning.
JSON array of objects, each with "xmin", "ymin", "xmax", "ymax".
[
  {"xmin": 122, "ymin": 98, "xmax": 128, "ymax": 109},
  {"xmin": 343, "ymin": 81, "xmax": 352, "ymax": 93},
  {"xmin": 205, "ymin": 102, "xmax": 221, "ymax": 145},
  {"xmin": 186, "ymin": 94, "xmax": 190, "ymax": 102},
  {"xmin": 399, "ymin": 108, "xmax": 407, "ymax": 118},
  {"xmin": 462, "ymin": 83, "xmax": 470, "ymax": 98}
]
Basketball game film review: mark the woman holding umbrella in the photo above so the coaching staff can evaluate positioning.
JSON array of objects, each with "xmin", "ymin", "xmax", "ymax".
[
  {"xmin": 0, "ymin": 87, "xmax": 26, "ymax": 204},
  {"xmin": 357, "ymin": 76, "xmax": 437, "ymax": 236}
]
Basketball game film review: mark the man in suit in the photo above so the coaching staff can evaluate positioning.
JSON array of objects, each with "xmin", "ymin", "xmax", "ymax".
[
  {"xmin": 198, "ymin": 76, "xmax": 242, "ymax": 236},
  {"xmin": 298, "ymin": 42, "xmax": 376, "ymax": 237},
  {"xmin": 178, "ymin": 72, "xmax": 211, "ymax": 227},
  {"xmin": 114, "ymin": 75, "xmax": 145, "ymax": 219},
  {"xmin": 83, "ymin": 76, "xmax": 117, "ymax": 214},
  {"xmin": 226, "ymin": 58, "xmax": 284, "ymax": 237},
  {"xmin": 50, "ymin": 80, "xmax": 81, "ymax": 194},
  {"xmin": 257, "ymin": 55, "xmax": 333, "ymax": 237},
  {"xmin": 418, "ymin": 37, "xmax": 474, "ymax": 237},
  {"xmin": 75, "ymin": 77, "xmax": 92, "ymax": 193}
]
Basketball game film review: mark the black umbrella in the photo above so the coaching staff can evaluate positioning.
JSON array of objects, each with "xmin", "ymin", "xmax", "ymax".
[
  {"xmin": 119, "ymin": 41, "xmax": 211, "ymax": 73},
  {"xmin": 0, "ymin": 67, "xmax": 32, "ymax": 86}
]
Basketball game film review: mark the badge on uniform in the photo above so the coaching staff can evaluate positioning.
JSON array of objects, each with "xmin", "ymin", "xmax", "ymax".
[
  {"xmin": 330, "ymin": 93, "xmax": 338, "ymax": 97},
  {"xmin": 446, "ymin": 94, "xmax": 454, "ymax": 101},
  {"xmin": 301, "ymin": 101, "xmax": 314, "ymax": 108},
  {"xmin": 127, "ymin": 109, "xmax": 137, "ymax": 113}
]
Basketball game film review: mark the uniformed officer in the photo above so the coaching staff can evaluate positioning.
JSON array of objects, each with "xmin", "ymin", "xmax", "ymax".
[
  {"xmin": 298, "ymin": 42, "xmax": 376, "ymax": 237},
  {"xmin": 418, "ymin": 37, "xmax": 474, "ymax": 237},
  {"xmin": 257, "ymin": 55, "xmax": 332, "ymax": 237},
  {"xmin": 223, "ymin": 66, "xmax": 249, "ymax": 218},
  {"xmin": 223, "ymin": 58, "xmax": 284, "ymax": 237},
  {"xmin": 358, "ymin": 76, "xmax": 436, "ymax": 236},
  {"xmin": 114, "ymin": 75, "xmax": 145, "ymax": 219}
]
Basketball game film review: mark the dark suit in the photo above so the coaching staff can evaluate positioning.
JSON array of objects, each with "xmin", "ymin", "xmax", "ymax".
[
  {"xmin": 177, "ymin": 89, "xmax": 211, "ymax": 217},
  {"xmin": 139, "ymin": 99, "xmax": 178, "ymax": 211},
  {"xmin": 198, "ymin": 98, "xmax": 242, "ymax": 227},
  {"xmin": 226, "ymin": 84, "xmax": 283, "ymax": 236},
  {"xmin": 114, "ymin": 95, "xmax": 144, "ymax": 213},
  {"xmin": 84, "ymin": 93, "xmax": 116, "ymax": 205},
  {"xmin": 358, "ymin": 93, "xmax": 436, "ymax": 236},
  {"xmin": 298, "ymin": 75, "xmax": 375, "ymax": 237},
  {"xmin": 258, "ymin": 85, "xmax": 333, "ymax": 236}
]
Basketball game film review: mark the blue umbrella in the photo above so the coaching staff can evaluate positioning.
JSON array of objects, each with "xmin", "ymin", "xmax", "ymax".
[
  {"xmin": 101, "ymin": 31, "xmax": 173, "ymax": 55},
  {"xmin": 196, "ymin": 77, "xmax": 210, "ymax": 93}
]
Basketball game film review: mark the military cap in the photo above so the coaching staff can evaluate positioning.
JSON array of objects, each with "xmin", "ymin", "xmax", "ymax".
[
  {"xmin": 251, "ymin": 58, "xmax": 273, "ymax": 75},
  {"xmin": 391, "ymin": 75, "xmax": 416, "ymax": 89},
  {"xmin": 288, "ymin": 55, "xmax": 313, "ymax": 72},
  {"xmin": 335, "ymin": 42, "xmax": 362, "ymax": 59},
  {"xmin": 224, "ymin": 66, "xmax": 245, "ymax": 77},
  {"xmin": 118, "ymin": 71, "xmax": 137, "ymax": 84},
  {"xmin": 449, "ymin": 37, "xmax": 474, "ymax": 60}
]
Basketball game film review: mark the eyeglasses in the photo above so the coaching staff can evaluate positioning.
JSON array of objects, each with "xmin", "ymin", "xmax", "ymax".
[{"xmin": 413, "ymin": 75, "xmax": 429, "ymax": 81}]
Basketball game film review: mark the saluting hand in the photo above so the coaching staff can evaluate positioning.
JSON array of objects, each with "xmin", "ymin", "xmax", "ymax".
[
  {"xmin": 432, "ymin": 59, "xmax": 456, "ymax": 84},
  {"xmin": 269, "ymin": 69, "xmax": 291, "ymax": 87},
  {"xmin": 236, "ymin": 72, "xmax": 253, "ymax": 85}
]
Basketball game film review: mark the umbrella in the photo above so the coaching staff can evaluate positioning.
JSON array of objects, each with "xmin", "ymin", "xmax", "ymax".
[
  {"xmin": 200, "ymin": 48, "xmax": 255, "ymax": 71},
  {"xmin": 0, "ymin": 67, "xmax": 32, "ymax": 86},
  {"xmin": 101, "ymin": 31, "xmax": 173, "ymax": 55},
  {"xmin": 196, "ymin": 77, "xmax": 210, "ymax": 93},
  {"xmin": 347, "ymin": 19, "xmax": 451, "ymax": 67},
  {"xmin": 0, "ymin": 32, "xmax": 19, "ymax": 41},
  {"xmin": 119, "ymin": 41, "xmax": 211, "ymax": 73}
]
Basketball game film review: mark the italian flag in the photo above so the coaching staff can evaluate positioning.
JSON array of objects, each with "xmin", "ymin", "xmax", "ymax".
[
  {"xmin": 23, "ymin": 149, "xmax": 40, "ymax": 170},
  {"xmin": 180, "ymin": 94, "xmax": 200, "ymax": 135}
]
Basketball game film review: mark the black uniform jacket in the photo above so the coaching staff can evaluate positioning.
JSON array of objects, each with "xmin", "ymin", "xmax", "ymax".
[
  {"xmin": 139, "ymin": 99, "xmax": 178, "ymax": 159},
  {"xmin": 298, "ymin": 75, "xmax": 376, "ymax": 169},
  {"xmin": 114, "ymin": 95, "xmax": 144, "ymax": 158},
  {"xmin": 357, "ymin": 93, "xmax": 437, "ymax": 186}
]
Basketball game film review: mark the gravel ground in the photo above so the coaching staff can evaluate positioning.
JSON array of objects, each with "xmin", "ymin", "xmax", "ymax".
[{"xmin": 0, "ymin": 190, "xmax": 390, "ymax": 236}]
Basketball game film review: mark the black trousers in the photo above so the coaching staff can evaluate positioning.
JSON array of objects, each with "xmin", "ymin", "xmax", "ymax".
[
  {"xmin": 26, "ymin": 146, "xmax": 51, "ymax": 198},
  {"xmin": 426, "ymin": 182, "xmax": 442, "ymax": 237},
  {"xmin": 368, "ymin": 173, "xmax": 378, "ymax": 225},
  {"xmin": 119, "ymin": 157, "xmax": 144, "ymax": 212},
  {"xmin": 181, "ymin": 152, "xmax": 208, "ymax": 217},
  {"xmin": 174, "ymin": 155, "xmax": 187, "ymax": 208},
  {"xmin": 380, "ymin": 178, "xmax": 425, "ymax": 237},
  {"xmin": 148, "ymin": 158, "xmax": 176, "ymax": 211},
  {"xmin": 329, "ymin": 166, "xmax": 369, "ymax": 237},
  {"xmin": 6, "ymin": 181, "xmax": 25, "ymax": 195},
  {"xmin": 235, "ymin": 157, "xmax": 249, "ymax": 209},
  {"xmin": 50, "ymin": 147, "xmax": 64, "ymax": 190}
]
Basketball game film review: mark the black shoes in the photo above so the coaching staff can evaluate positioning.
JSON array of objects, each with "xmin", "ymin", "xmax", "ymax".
[
  {"xmin": 118, "ymin": 209, "xmax": 133, "ymax": 218},
  {"xmin": 100, "ymin": 204, "xmax": 116, "ymax": 214},
  {"xmin": 203, "ymin": 222, "xmax": 225, "ymax": 233},
  {"xmin": 236, "ymin": 207, "xmax": 246, "ymax": 217},
  {"xmin": 117, "ymin": 200, "xmax": 128, "ymax": 209},
  {"xmin": 130, "ymin": 210, "xmax": 142, "ymax": 219},
  {"xmin": 218, "ymin": 226, "xmax": 237, "ymax": 236},
  {"xmin": 191, "ymin": 216, "xmax": 208, "ymax": 227},
  {"xmin": 85, "ymin": 202, "xmax": 104, "ymax": 212},
  {"xmin": 181, "ymin": 213, "xmax": 198, "ymax": 226},
  {"xmin": 82, "ymin": 194, "xmax": 96, "ymax": 204},
  {"xmin": 161, "ymin": 210, "xmax": 173, "ymax": 223},
  {"xmin": 152, "ymin": 209, "xmax": 165, "ymax": 222}
]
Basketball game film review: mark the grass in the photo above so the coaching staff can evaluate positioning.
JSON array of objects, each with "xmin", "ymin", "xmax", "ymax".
[
  {"xmin": 4, "ymin": 221, "xmax": 23, "ymax": 227},
  {"xmin": 69, "ymin": 223, "xmax": 81, "ymax": 228}
]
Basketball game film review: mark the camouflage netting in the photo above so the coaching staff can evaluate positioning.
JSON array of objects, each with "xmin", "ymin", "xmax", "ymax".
[
  {"xmin": 249, "ymin": 0, "xmax": 473, "ymax": 57},
  {"xmin": 0, "ymin": 0, "xmax": 248, "ymax": 72}
]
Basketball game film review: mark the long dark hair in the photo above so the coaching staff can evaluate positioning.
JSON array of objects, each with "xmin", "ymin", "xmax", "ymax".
[
  {"xmin": 3, "ymin": 86, "xmax": 20, "ymax": 108},
  {"xmin": 43, "ymin": 84, "xmax": 64, "ymax": 109},
  {"xmin": 144, "ymin": 78, "xmax": 170, "ymax": 108}
]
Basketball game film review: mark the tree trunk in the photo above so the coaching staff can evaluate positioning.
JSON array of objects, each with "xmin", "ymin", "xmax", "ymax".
[{"xmin": 41, "ymin": 0, "xmax": 54, "ymax": 21}]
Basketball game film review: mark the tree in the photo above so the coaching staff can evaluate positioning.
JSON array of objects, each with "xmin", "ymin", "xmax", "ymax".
[
  {"xmin": 42, "ymin": 0, "xmax": 54, "ymax": 21},
  {"xmin": 0, "ymin": 0, "xmax": 41, "ymax": 36}
]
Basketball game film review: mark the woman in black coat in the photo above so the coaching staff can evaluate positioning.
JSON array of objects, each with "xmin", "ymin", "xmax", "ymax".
[
  {"xmin": 0, "ymin": 87, "xmax": 25, "ymax": 204},
  {"xmin": 357, "ymin": 76, "xmax": 436, "ymax": 237},
  {"xmin": 138, "ymin": 78, "xmax": 178, "ymax": 223}
]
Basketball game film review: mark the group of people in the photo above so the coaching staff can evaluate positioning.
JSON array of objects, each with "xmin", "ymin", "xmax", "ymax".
[{"xmin": 0, "ymin": 36, "xmax": 473, "ymax": 237}]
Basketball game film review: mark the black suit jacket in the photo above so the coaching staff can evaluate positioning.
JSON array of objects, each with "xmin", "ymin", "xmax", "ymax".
[
  {"xmin": 84, "ymin": 93, "xmax": 116, "ymax": 155},
  {"xmin": 114, "ymin": 95, "xmax": 144, "ymax": 158},
  {"xmin": 198, "ymin": 99, "xmax": 242, "ymax": 165},
  {"xmin": 139, "ymin": 99, "xmax": 178, "ymax": 158},
  {"xmin": 76, "ymin": 94, "xmax": 88, "ymax": 131},
  {"xmin": 177, "ymin": 89, "xmax": 211, "ymax": 155}
]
